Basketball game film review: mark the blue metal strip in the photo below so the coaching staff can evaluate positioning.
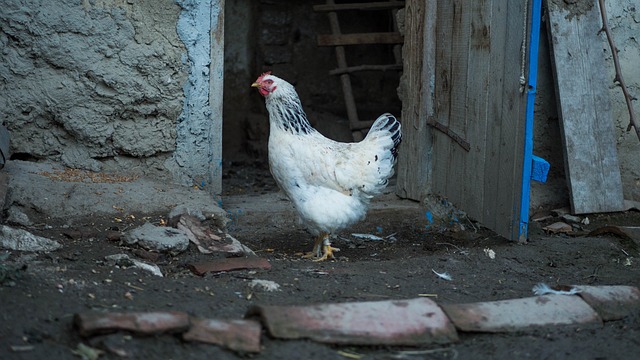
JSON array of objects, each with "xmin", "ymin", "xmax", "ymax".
[{"xmin": 518, "ymin": 0, "xmax": 542, "ymax": 241}]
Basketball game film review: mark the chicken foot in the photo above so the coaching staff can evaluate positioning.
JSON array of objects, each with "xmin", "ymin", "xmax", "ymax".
[{"xmin": 303, "ymin": 233, "xmax": 340, "ymax": 261}]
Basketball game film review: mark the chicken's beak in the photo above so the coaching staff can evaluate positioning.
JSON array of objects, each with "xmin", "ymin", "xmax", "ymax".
[{"xmin": 251, "ymin": 81, "xmax": 260, "ymax": 88}]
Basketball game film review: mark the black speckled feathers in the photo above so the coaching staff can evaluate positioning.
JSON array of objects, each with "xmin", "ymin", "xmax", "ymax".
[{"xmin": 368, "ymin": 113, "xmax": 402, "ymax": 159}]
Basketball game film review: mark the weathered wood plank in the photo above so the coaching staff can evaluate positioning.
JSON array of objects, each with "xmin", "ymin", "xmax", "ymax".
[
  {"xmin": 546, "ymin": 0, "xmax": 624, "ymax": 214},
  {"xmin": 432, "ymin": 0, "xmax": 455, "ymax": 197},
  {"xmin": 313, "ymin": 1, "xmax": 405, "ymax": 12},
  {"xmin": 396, "ymin": 0, "xmax": 434, "ymax": 200},
  {"xmin": 480, "ymin": 0, "xmax": 508, "ymax": 234},
  {"xmin": 492, "ymin": 0, "xmax": 527, "ymax": 239},
  {"xmin": 479, "ymin": 0, "xmax": 528, "ymax": 238},
  {"xmin": 444, "ymin": 0, "xmax": 472, "ymax": 209},
  {"xmin": 460, "ymin": 0, "xmax": 492, "ymax": 220},
  {"xmin": 317, "ymin": 32, "xmax": 403, "ymax": 46}
]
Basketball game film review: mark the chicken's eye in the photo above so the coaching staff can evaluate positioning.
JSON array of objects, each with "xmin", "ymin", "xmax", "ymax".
[{"xmin": 264, "ymin": 79, "xmax": 273, "ymax": 85}]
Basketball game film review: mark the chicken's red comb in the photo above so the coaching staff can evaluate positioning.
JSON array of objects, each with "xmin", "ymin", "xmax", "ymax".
[{"xmin": 257, "ymin": 71, "xmax": 272, "ymax": 81}]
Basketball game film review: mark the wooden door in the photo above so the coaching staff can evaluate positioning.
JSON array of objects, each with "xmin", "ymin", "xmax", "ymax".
[{"xmin": 397, "ymin": 0, "xmax": 530, "ymax": 240}]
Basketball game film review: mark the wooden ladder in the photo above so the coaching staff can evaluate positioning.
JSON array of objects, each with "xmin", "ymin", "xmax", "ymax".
[{"xmin": 313, "ymin": 0, "xmax": 404, "ymax": 141}]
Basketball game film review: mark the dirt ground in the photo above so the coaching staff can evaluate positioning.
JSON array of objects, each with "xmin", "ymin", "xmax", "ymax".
[{"xmin": 1, "ymin": 161, "xmax": 639, "ymax": 359}]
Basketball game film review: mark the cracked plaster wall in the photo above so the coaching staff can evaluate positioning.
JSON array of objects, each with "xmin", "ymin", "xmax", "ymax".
[{"xmin": 0, "ymin": 0, "xmax": 222, "ymax": 188}]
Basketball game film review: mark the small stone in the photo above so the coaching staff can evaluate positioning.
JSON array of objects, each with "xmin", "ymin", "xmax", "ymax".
[
  {"xmin": 167, "ymin": 204, "xmax": 228, "ymax": 229},
  {"xmin": 249, "ymin": 279, "xmax": 281, "ymax": 292},
  {"xmin": 105, "ymin": 254, "xmax": 163, "ymax": 277},
  {"xmin": 6, "ymin": 206, "xmax": 32, "ymax": 226},
  {"xmin": 122, "ymin": 222, "xmax": 189, "ymax": 255},
  {"xmin": 0, "ymin": 225, "xmax": 62, "ymax": 251},
  {"xmin": 167, "ymin": 205, "xmax": 206, "ymax": 226},
  {"xmin": 561, "ymin": 214, "xmax": 582, "ymax": 223},
  {"xmin": 542, "ymin": 222, "xmax": 572, "ymax": 234}
]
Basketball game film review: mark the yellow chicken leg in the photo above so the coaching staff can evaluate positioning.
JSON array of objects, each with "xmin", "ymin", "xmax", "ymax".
[
  {"xmin": 314, "ymin": 237, "xmax": 340, "ymax": 262},
  {"xmin": 302, "ymin": 234, "xmax": 324, "ymax": 259},
  {"xmin": 302, "ymin": 233, "xmax": 339, "ymax": 261}
]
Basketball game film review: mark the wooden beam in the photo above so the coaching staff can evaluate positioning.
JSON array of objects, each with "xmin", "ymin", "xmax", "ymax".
[
  {"xmin": 313, "ymin": 1, "xmax": 405, "ymax": 12},
  {"xmin": 328, "ymin": 64, "xmax": 402, "ymax": 76},
  {"xmin": 325, "ymin": 0, "xmax": 362, "ymax": 140},
  {"xmin": 351, "ymin": 120, "xmax": 376, "ymax": 130},
  {"xmin": 317, "ymin": 32, "xmax": 403, "ymax": 46}
]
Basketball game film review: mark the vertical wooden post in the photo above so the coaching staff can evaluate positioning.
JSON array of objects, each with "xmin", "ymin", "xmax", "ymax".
[{"xmin": 396, "ymin": 0, "xmax": 436, "ymax": 200}]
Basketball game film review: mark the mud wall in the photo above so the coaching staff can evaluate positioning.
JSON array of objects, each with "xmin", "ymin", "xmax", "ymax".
[
  {"xmin": 531, "ymin": 0, "xmax": 640, "ymax": 207},
  {"xmin": 0, "ymin": 0, "xmax": 225, "ymax": 192},
  {"xmin": 605, "ymin": 0, "xmax": 640, "ymax": 202},
  {"xmin": 0, "ymin": 0, "xmax": 189, "ymax": 177}
]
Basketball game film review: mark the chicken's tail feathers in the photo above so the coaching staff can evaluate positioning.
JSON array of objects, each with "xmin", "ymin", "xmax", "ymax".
[
  {"xmin": 366, "ymin": 113, "xmax": 402, "ymax": 159},
  {"xmin": 347, "ymin": 113, "xmax": 401, "ymax": 197}
]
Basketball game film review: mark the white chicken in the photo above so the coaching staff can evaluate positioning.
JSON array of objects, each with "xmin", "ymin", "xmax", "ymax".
[{"xmin": 251, "ymin": 72, "xmax": 401, "ymax": 261}]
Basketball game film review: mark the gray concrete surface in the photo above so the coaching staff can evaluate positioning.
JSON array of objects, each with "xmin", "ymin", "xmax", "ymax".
[{"xmin": 2, "ymin": 160, "xmax": 226, "ymax": 227}]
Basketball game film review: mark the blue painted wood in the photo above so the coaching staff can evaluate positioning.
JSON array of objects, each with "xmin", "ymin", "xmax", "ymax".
[
  {"xmin": 531, "ymin": 155, "xmax": 550, "ymax": 183},
  {"xmin": 518, "ymin": 0, "xmax": 543, "ymax": 241}
]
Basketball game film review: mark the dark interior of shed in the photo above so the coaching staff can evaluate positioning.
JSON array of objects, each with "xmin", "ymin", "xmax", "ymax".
[{"xmin": 222, "ymin": 0, "xmax": 403, "ymax": 180}]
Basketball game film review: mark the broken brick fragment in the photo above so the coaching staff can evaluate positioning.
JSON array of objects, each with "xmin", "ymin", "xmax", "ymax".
[
  {"xmin": 75, "ymin": 311, "xmax": 190, "ymax": 337},
  {"xmin": 62, "ymin": 227, "xmax": 98, "ymax": 240},
  {"xmin": 131, "ymin": 248, "xmax": 161, "ymax": 262},
  {"xmin": 105, "ymin": 230, "xmax": 123, "ymax": 242},
  {"xmin": 575, "ymin": 285, "xmax": 640, "ymax": 321},
  {"xmin": 188, "ymin": 257, "xmax": 271, "ymax": 275},
  {"xmin": 441, "ymin": 294, "xmax": 602, "ymax": 332},
  {"xmin": 248, "ymin": 297, "xmax": 458, "ymax": 345},
  {"xmin": 183, "ymin": 318, "xmax": 262, "ymax": 353}
]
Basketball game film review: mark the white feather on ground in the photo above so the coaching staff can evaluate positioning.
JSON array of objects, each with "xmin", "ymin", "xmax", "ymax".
[
  {"xmin": 532, "ymin": 283, "xmax": 579, "ymax": 295},
  {"xmin": 431, "ymin": 269, "xmax": 453, "ymax": 281}
]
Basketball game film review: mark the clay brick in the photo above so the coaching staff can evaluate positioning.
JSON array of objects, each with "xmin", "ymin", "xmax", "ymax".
[
  {"xmin": 75, "ymin": 311, "xmax": 190, "ymax": 337},
  {"xmin": 248, "ymin": 297, "xmax": 458, "ymax": 346},
  {"xmin": 441, "ymin": 295, "xmax": 602, "ymax": 332},
  {"xmin": 188, "ymin": 257, "xmax": 271, "ymax": 275},
  {"xmin": 183, "ymin": 318, "xmax": 262, "ymax": 353},
  {"xmin": 575, "ymin": 285, "xmax": 640, "ymax": 321}
]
